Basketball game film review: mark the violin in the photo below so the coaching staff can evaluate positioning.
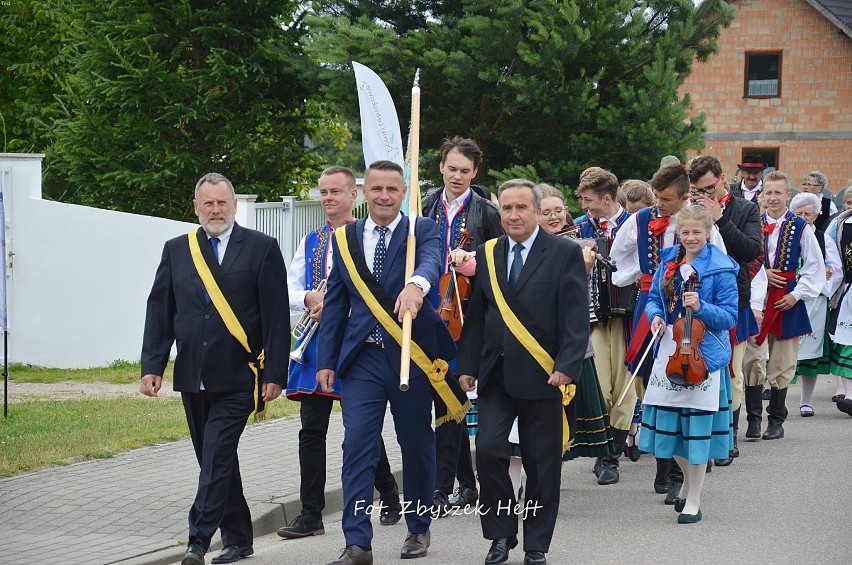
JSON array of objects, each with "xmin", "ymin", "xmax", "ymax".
[
  {"xmin": 666, "ymin": 273, "xmax": 709, "ymax": 387},
  {"xmin": 437, "ymin": 230, "xmax": 472, "ymax": 341}
]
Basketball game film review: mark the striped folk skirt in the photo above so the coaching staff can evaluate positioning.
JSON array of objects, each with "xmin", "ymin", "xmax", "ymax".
[
  {"xmin": 639, "ymin": 367, "xmax": 734, "ymax": 465},
  {"xmin": 563, "ymin": 357, "xmax": 615, "ymax": 460}
]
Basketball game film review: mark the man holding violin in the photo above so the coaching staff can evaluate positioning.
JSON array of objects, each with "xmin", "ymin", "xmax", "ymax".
[{"xmin": 421, "ymin": 136, "xmax": 503, "ymax": 515}]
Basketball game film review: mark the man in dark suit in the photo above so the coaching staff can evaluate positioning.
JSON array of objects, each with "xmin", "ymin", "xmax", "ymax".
[
  {"xmin": 317, "ymin": 160, "xmax": 456, "ymax": 565},
  {"xmin": 730, "ymin": 154, "xmax": 768, "ymax": 202},
  {"xmin": 458, "ymin": 179, "xmax": 589, "ymax": 565},
  {"xmin": 141, "ymin": 173, "xmax": 290, "ymax": 565}
]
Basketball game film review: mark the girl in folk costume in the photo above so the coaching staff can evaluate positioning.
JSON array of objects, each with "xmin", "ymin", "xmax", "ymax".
[
  {"xmin": 639, "ymin": 205, "xmax": 738, "ymax": 524},
  {"xmin": 789, "ymin": 193, "xmax": 842, "ymax": 418},
  {"xmin": 824, "ymin": 205, "xmax": 852, "ymax": 418}
]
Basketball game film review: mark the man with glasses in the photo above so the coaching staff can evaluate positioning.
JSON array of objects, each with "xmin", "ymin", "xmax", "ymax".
[
  {"xmin": 731, "ymin": 155, "xmax": 767, "ymax": 202},
  {"xmin": 689, "ymin": 156, "xmax": 762, "ymax": 467}
]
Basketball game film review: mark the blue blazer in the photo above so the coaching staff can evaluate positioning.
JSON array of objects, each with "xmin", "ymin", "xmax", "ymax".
[{"xmin": 317, "ymin": 215, "xmax": 456, "ymax": 377}]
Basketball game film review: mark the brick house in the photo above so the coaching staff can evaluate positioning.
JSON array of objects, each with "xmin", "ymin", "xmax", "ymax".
[{"xmin": 681, "ymin": 0, "xmax": 852, "ymax": 194}]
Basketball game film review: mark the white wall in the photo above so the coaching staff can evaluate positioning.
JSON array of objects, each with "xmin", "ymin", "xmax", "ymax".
[{"xmin": 1, "ymin": 154, "xmax": 197, "ymax": 368}]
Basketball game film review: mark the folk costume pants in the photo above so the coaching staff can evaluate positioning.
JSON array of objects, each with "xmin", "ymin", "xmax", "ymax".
[
  {"xmin": 591, "ymin": 319, "xmax": 635, "ymax": 430},
  {"xmin": 339, "ymin": 346, "xmax": 435, "ymax": 550},
  {"xmin": 182, "ymin": 389, "xmax": 254, "ymax": 550},
  {"xmin": 743, "ymin": 336, "xmax": 769, "ymax": 387},
  {"xmin": 730, "ymin": 340, "xmax": 747, "ymax": 412}
]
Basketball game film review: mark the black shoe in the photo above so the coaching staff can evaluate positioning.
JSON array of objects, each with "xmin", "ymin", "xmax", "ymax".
[
  {"xmin": 838, "ymin": 398, "xmax": 852, "ymax": 417},
  {"xmin": 653, "ymin": 458, "xmax": 672, "ymax": 493},
  {"xmin": 211, "ymin": 545, "xmax": 253, "ymax": 564},
  {"xmin": 745, "ymin": 419, "xmax": 761, "ymax": 439},
  {"xmin": 277, "ymin": 514, "xmax": 325, "ymax": 538},
  {"xmin": 448, "ymin": 486, "xmax": 479, "ymax": 508},
  {"xmin": 706, "ymin": 460, "xmax": 712, "ymax": 473},
  {"xmin": 182, "ymin": 542, "xmax": 206, "ymax": 565},
  {"xmin": 762, "ymin": 422, "xmax": 784, "ymax": 440},
  {"xmin": 664, "ymin": 482, "xmax": 683, "ymax": 505},
  {"xmin": 731, "ymin": 434, "xmax": 740, "ymax": 457},
  {"xmin": 485, "ymin": 536, "xmax": 518, "ymax": 565},
  {"xmin": 380, "ymin": 499, "xmax": 402, "ymax": 526},
  {"xmin": 832, "ymin": 394, "xmax": 845, "ymax": 403},
  {"xmin": 762, "ymin": 388, "xmax": 771, "ymax": 400},
  {"xmin": 432, "ymin": 490, "xmax": 451, "ymax": 518},
  {"xmin": 597, "ymin": 458, "xmax": 620, "ymax": 485},
  {"xmin": 714, "ymin": 454, "xmax": 733, "ymax": 467},
  {"xmin": 592, "ymin": 457, "xmax": 604, "ymax": 478},
  {"xmin": 524, "ymin": 550, "xmax": 547, "ymax": 565},
  {"xmin": 400, "ymin": 530, "xmax": 430, "ymax": 559}
]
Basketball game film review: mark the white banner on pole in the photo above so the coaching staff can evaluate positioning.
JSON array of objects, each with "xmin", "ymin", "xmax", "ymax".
[{"xmin": 353, "ymin": 61, "xmax": 404, "ymax": 169}]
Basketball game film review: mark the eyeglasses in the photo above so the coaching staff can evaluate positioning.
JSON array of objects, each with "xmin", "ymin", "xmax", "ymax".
[
  {"xmin": 801, "ymin": 182, "xmax": 821, "ymax": 188},
  {"xmin": 541, "ymin": 208, "xmax": 565, "ymax": 218},
  {"xmin": 690, "ymin": 177, "xmax": 719, "ymax": 196}
]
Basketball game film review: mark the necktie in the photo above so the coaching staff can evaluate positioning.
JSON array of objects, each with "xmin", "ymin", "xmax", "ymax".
[
  {"xmin": 509, "ymin": 243, "xmax": 524, "ymax": 288},
  {"xmin": 370, "ymin": 226, "xmax": 389, "ymax": 343},
  {"xmin": 204, "ymin": 237, "xmax": 220, "ymax": 304}
]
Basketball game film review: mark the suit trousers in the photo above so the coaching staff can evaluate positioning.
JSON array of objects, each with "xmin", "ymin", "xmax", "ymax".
[
  {"xmin": 340, "ymin": 346, "xmax": 435, "ymax": 549},
  {"xmin": 182, "ymin": 389, "xmax": 254, "ymax": 550},
  {"xmin": 475, "ymin": 363, "xmax": 563, "ymax": 553},
  {"xmin": 434, "ymin": 392, "xmax": 477, "ymax": 494},
  {"xmin": 298, "ymin": 393, "xmax": 398, "ymax": 521}
]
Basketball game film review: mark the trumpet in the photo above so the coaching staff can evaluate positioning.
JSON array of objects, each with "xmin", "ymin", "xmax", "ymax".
[{"xmin": 290, "ymin": 279, "xmax": 326, "ymax": 363}]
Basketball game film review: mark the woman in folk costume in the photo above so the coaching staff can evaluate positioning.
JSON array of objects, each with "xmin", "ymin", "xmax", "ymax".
[
  {"xmin": 639, "ymin": 205, "xmax": 737, "ymax": 524},
  {"xmin": 824, "ymin": 206, "xmax": 852, "ymax": 417},
  {"xmin": 789, "ymin": 193, "xmax": 842, "ymax": 417}
]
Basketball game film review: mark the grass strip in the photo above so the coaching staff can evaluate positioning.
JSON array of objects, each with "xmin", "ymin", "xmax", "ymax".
[
  {"xmin": 6, "ymin": 360, "xmax": 171, "ymax": 384},
  {"xmin": 0, "ymin": 396, "xmax": 299, "ymax": 477}
]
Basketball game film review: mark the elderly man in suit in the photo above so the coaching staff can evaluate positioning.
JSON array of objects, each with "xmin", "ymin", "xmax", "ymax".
[
  {"xmin": 141, "ymin": 172, "xmax": 290, "ymax": 565},
  {"xmin": 459, "ymin": 179, "xmax": 589, "ymax": 565},
  {"xmin": 316, "ymin": 160, "xmax": 457, "ymax": 565}
]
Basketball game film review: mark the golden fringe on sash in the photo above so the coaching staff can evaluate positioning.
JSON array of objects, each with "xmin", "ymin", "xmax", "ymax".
[
  {"xmin": 188, "ymin": 231, "xmax": 267, "ymax": 422},
  {"xmin": 484, "ymin": 239, "xmax": 574, "ymax": 453},
  {"xmin": 334, "ymin": 228, "xmax": 470, "ymax": 425}
]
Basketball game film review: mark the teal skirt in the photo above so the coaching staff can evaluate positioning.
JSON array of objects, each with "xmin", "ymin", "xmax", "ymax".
[{"xmin": 639, "ymin": 367, "xmax": 733, "ymax": 465}]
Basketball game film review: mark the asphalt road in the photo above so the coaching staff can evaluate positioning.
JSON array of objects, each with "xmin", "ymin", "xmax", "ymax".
[{"xmin": 175, "ymin": 377, "xmax": 852, "ymax": 565}]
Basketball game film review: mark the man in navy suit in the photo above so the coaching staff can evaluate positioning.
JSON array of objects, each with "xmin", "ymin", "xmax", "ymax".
[
  {"xmin": 141, "ymin": 173, "xmax": 290, "ymax": 565},
  {"xmin": 317, "ymin": 160, "xmax": 456, "ymax": 565}
]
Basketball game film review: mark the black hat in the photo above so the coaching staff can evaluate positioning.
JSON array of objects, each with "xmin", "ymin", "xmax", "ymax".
[{"xmin": 737, "ymin": 155, "xmax": 767, "ymax": 171}]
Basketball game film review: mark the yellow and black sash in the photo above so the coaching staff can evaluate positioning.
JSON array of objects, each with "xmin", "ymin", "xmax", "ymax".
[
  {"xmin": 483, "ymin": 238, "xmax": 575, "ymax": 453},
  {"xmin": 334, "ymin": 223, "xmax": 470, "ymax": 426},
  {"xmin": 188, "ymin": 228, "xmax": 267, "ymax": 421}
]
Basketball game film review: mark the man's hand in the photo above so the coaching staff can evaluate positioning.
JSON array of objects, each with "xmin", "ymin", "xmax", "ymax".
[
  {"xmin": 140, "ymin": 374, "xmax": 162, "ymax": 397},
  {"xmin": 394, "ymin": 283, "xmax": 424, "ymax": 322},
  {"xmin": 548, "ymin": 370, "xmax": 573, "ymax": 387},
  {"xmin": 694, "ymin": 195, "xmax": 723, "ymax": 222},
  {"xmin": 773, "ymin": 293, "xmax": 798, "ymax": 311},
  {"xmin": 459, "ymin": 375, "xmax": 477, "ymax": 392},
  {"xmin": 305, "ymin": 290, "xmax": 325, "ymax": 322},
  {"xmin": 450, "ymin": 249, "xmax": 472, "ymax": 268},
  {"xmin": 766, "ymin": 268, "xmax": 787, "ymax": 289},
  {"xmin": 308, "ymin": 302, "xmax": 324, "ymax": 323},
  {"xmin": 317, "ymin": 369, "xmax": 336, "ymax": 393},
  {"xmin": 581, "ymin": 247, "xmax": 595, "ymax": 273},
  {"xmin": 262, "ymin": 382, "xmax": 283, "ymax": 402}
]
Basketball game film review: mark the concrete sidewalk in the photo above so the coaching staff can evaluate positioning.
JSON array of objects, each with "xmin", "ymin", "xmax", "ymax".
[{"xmin": 0, "ymin": 409, "xmax": 401, "ymax": 565}]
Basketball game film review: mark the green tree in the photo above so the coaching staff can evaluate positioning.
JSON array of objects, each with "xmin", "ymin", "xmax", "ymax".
[
  {"xmin": 46, "ymin": 0, "xmax": 347, "ymax": 220},
  {"xmin": 306, "ymin": 0, "xmax": 734, "ymax": 190}
]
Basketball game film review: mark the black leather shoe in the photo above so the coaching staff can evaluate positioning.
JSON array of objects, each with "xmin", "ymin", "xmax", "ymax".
[
  {"xmin": 277, "ymin": 514, "xmax": 325, "ymax": 538},
  {"xmin": 832, "ymin": 394, "xmax": 845, "ymax": 403},
  {"xmin": 745, "ymin": 419, "xmax": 761, "ymax": 439},
  {"xmin": 653, "ymin": 458, "xmax": 672, "ymax": 493},
  {"xmin": 714, "ymin": 454, "xmax": 733, "ymax": 467},
  {"xmin": 485, "ymin": 536, "xmax": 518, "ymax": 565},
  {"xmin": 762, "ymin": 422, "xmax": 784, "ymax": 440},
  {"xmin": 400, "ymin": 530, "xmax": 430, "ymax": 559},
  {"xmin": 211, "ymin": 545, "xmax": 253, "ymax": 564},
  {"xmin": 838, "ymin": 398, "xmax": 852, "ymax": 417},
  {"xmin": 664, "ymin": 482, "xmax": 683, "ymax": 505},
  {"xmin": 182, "ymin": 542, "xmax": 206, "ymax": 565},
  {"xmin": 597, "ymin": 458, "xmax": 619, "ymax": 485},
  {"xmin": 380, "ymin": 499, "xmax": 402, "ymax": 525},
  {"xmin": 592, "ymin": 457, "xmax": 604, "ymax": 478},
  {"xmin": 524, "ymin": 550, "xmax": 547, "ymax": 564},
  {"xmin": 449, "ymin": 485, "xmax": 479, "ymax": 508},
  {"xmin": 762, "ymin": 388, "xmax": 771, "ymax": 401},
  {"xmin": 433, "ymin": 490, "xmax": 451, "ymax": 518}
]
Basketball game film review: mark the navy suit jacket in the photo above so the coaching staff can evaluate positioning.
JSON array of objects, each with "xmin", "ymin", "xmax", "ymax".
[
  {"xmin": 457, "ymin": 231, "xmax": 589, "ymax": 400},
  {"xmin": 141, "ymin": 223, "xmax": 291, "ymax": 392},
  {"xmin": 317, "ymin": 215, "xmax": 456, "ymax": 377}
]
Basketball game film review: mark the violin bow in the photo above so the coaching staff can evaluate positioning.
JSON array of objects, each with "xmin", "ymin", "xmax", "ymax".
[
  {"xmin": 449, "ymin": 264, "xmax": 465, "ymax": 327},
  {"xmin": 616, "ymin": 324, "xmax": 662, "ymax": 407}
]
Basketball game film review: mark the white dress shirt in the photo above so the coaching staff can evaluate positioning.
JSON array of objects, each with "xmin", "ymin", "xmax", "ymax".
[
  {"xmin": 507, "ymin": 226, "xmax": 539, "ymax": 279},
  {"xmin": 364, "ymin": 213, "xmax": 431, "ymax": 295},
  {"xmin": 207, "ymin": 224, "xmax": 233, "ymax": 265},
  {"xmin": 287, "ymin": 227, "xmax": 336, "ymax": 312}
]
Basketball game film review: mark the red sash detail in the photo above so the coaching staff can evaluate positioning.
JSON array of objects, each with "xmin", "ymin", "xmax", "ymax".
[
  {"xmin": 754, "ymin": 270, "xmax": 797, "ymax": 346},
  {"xmin": 639, "ymin": 273, "xmax": 653, "ymax": 292},
  {"xmin": 625, "ymin": 312, "xmax": 651, "ymax": 365}
]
